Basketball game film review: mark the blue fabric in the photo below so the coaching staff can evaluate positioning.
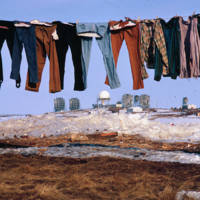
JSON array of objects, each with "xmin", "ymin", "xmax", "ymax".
[
  {"xmin": 76, "ymin": 23, "xmax": 120, "ymax": 89},
  {"xmin": 10, "ymin": 24, "xmax": 38, "ymax": 84}
]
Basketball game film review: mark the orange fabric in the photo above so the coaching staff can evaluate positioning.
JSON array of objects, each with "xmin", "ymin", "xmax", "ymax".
[
  {"xmin": 105, "ymin": 20, "xmax": 144, "ymax": 90},
  {"xmin": 25, "ymin": 25, "xmax": 61, "ymax": 93}
]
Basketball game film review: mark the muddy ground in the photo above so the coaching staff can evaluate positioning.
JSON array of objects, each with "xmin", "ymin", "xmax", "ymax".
[{"xmin": 0, "ymin": 154, "xmax": 200, "ymax": 200}]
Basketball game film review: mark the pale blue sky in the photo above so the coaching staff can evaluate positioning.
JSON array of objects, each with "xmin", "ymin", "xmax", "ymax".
[{"xmin": 0, "ymin": 0, "xmax": 200, "ymax": 114}]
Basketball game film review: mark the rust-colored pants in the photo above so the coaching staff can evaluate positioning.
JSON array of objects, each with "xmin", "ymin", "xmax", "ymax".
[
  {"xmin": 25, "ymin": 25, "xmax": 61, "ymax": 93},
  {"xmin": 105, "ymin": 20, "xmax": 144, "ymax": 90}
]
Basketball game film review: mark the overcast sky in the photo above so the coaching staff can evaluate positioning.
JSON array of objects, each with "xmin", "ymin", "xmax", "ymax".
[{"xmin": 0, "ymin": 0, "xmax": 200, "ymax": 114}]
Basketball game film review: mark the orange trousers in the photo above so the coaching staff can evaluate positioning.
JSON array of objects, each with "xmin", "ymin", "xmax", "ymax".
[
  {"xmin": 105, "ymin": 20, "xmax": 144, "ymax": 90},
  {"xmin": 25, "ymin": 25, "xmax": 61, "ymax": 93}
]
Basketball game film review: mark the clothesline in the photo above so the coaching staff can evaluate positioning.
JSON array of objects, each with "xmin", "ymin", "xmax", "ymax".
[
  {"xmin": 1, "ymin": 12, "xmax": 199, "ymax": 24},
  {"xmin": 135, "ymin": 12, "xmax": 198, "ymax": 22}
]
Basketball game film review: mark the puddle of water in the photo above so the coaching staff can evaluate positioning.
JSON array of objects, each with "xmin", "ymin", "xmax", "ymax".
[{"xmin": 0, "ymin": 143, "xmax": 200, "ymax": 165}]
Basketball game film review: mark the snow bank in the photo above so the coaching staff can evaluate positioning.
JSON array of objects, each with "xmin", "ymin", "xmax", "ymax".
[{"xmin": 0, "ymin": 108, "xmax": 200, "ymax": 143}]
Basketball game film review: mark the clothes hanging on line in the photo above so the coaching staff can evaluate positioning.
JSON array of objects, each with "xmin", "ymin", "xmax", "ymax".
[
  {"xmin": 105, "ymin": 19, "xmax": 144, "ymax": 90},
  {"xmin": 140, "ymin": 19, "xmax": 169, "ymax": 78},
  {"xmin": 25, "ymin": 24, "xmax": 61, "ymax": 93},
  {"xmin": 178, "ymin": 16, "xmax": 200, "ymax": 78},
  {"xmin": 10, "ymin": 22, "xmax": 38, "ymax": 88},
  {"xmin": 0, "ymin": 14, "xmax": 200, "ymax": 93},
  {"xmin": 0, "ymin": 20, "xmax": 16, "ymax": 88},
  {"xmin": 76, "ymin": 22, "xmax": 121, "ymax": 89},
  {"xmin": 53, "ymin": 21, "xmax": 85, "ymax": 91}
]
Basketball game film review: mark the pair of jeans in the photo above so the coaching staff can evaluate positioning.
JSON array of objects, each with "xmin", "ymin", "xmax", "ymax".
[
  {"xmin": 10, "ymin": 24, "xmax": 38, "ymax": 87},
  {"xmin": 105, "ymin": 20, "xmax": 144, "ymax": 90},
  {"xmin": 25, "ymin": 25, "xmax": 61, "ymax": 93},
  {"xmin": 0, "ymin": 20, "xmax": 16, "ymax": 88},
  {"xmin": 76, "ymin": 23, "xmax": 120, "ymax": 89},
  {"xmin": 53, "ymin": 21, "xmax": 84, "ymax": 91}
]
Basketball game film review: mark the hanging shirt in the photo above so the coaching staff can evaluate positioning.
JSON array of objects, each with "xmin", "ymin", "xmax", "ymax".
[
  {"xmin": 179, "ymin": 17, "xmax": 191, "ymax": 78},
  {"xmin": 154, "ymin": 17, "xmax": 180, "ymax": 81},
  {"xmin": 189, "ymin": 17, "xmax": 200, "ymax": 77},
  {"xmin": 140, "ymin": 19, "xmax": 169, "ymax": 79}
]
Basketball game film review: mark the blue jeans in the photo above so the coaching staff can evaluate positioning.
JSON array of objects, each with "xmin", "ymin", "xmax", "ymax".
[
  {"xmin": 76, "ymin": 23, "xmax": 120, "ymax": 89},
  {"xmin": 10, "ymin": 25, "xmax": 38, "ymax": 86}
]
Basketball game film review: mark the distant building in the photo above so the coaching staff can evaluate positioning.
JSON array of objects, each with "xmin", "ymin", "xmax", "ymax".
[
  {"xmin": 54, "ymin": 97, "xmax": 65, "ymax": 112},
  {"xmin": 182, "ymin": 97, "xmax": 188, "ymax": 110},
  {"xmin": 116, "ymin": 101, "xmax": 122, "ymax": 108},
  {"xmin": 69, "ymin": 98, "xmax": 80, "ymax": 111},
  {"xmin": 122, "ymin": 94, "xmax": 133, "ymax": 108},
  {"xmin": 139, "ymin": 94, "xmax": 150, "ymax": 108},
  {"xmin": 134, "ymin": 95, "xmax": 140, "ymax": 107},
  {"xmin": 92, "ymin": 91, "xmax": 150, "ymax": 110}
]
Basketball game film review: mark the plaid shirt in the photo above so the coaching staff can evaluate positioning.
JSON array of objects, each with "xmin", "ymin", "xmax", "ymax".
[{"xmin": 140, "ymin": 20, "xmax": 169, "ymax": 77}]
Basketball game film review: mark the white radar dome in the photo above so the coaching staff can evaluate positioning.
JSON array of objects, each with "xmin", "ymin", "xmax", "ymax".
[{"xmin": 99, "ymin": 90, "xmax": 110, "ymax": 100}]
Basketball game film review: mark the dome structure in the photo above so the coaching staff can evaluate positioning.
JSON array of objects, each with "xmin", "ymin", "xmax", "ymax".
[
  {"xmin": 97, "ymin": 90, "xmax": 110, "ymax": 106},
  {"xmin": 99, "ymin": 90, "xmax": 110, "ymax": 100}
]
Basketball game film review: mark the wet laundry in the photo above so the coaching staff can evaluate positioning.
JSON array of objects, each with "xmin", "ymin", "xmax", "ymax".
[
  {"xmin": 178, "ymin": 16, "xmax": 200, "ymax": 78},
  {"xmin": 154, "ymin": 17, "xmax": 180, "ymax": 81},
  {"xmin": 10, "ymin": 22, "xmax": 38, "ymax": 88},
  {"xmin": 53, "ymin": 21, "xmax": 85, "ymax": 91},
  {"xmin": 0, "ymin": 21, "xmax": 16, "ymax": 88},
  {"xmin": 105, "ymin": 19, "xmax": 144, "ymax": 90},
  {"xmin": 25, "ymin": 23, "xmax": 61, "ymax": 93},
  {"xmin": 0, "ymin": 15, "xmax": 199, "ymax": 92},
  {"xmin": 76, "ymin": 22, "xmax": 120, "ymax": 89},
  {"xmin": 140, "ymin": 19, "xmax": 169, "ymax": 79}
]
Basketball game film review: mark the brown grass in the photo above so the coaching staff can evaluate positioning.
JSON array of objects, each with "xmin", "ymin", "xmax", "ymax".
[{"xmin": 0, "ymin": 154, "xmax": 200, "ymax": 200}]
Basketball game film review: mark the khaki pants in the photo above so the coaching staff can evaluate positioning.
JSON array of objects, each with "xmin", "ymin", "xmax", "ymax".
[{"xmin": 25, "ymin": 25, "xmax": 61, "ymax": 93}]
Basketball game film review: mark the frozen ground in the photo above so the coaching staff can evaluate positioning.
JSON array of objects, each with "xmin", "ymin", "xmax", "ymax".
[
  {"xmin": 0, "ymin": 115, "xmax": 26, "ymax": 122},
  {"xmin": 0, "ymin": 143, "xmax": 200, "ymax": 164},
  {"xmin": 0, "ymin": 108, "xmax": 200, "ymax": 143}
]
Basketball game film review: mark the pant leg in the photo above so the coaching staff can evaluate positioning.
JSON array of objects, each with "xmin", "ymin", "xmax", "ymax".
[
  {"xmin": 5, "ymin": 27, "xmax": 15, "ymax": 58},
  {"xmin": 104, "ymin": 24, "xmax": 124, "ymax": 85},
  {"xmin": 0, "ymin": 21, "xmax": 19, "ymax": 88},
  {"xmin": 5, "ymin": 25, "xmax": 20, "ymax": 87},
  {"xmin": 80, "ymin": 37, "xmax": 93, "ymax": 89},
  {"xmin": 25, "ymin": 27, "xmax": 46, "ymax": 92},
  {"xmin": 154, "ymin": 46, "xmax": 163, "ymax": 81},
  {"xmin": 96, "ymin": 25, "xmax": 120, "ymax": 89},
  {"xmin": 44, "ymin": 26, "xmax": 61, "ymax": 93},
  {"xmin": 0, "ymin": 30, "xmax": 5, "ymax": 87},
  {"xmin": 124, "ymin": 23, "xmax": 144, "ymax": 90},
  {"xmin": 10, "ymin": 28, "xmax": 23, "ymax": 85},
  {"xmin": 22, "ymin": 26, "xmax": 38, "ymax": 84},
  {"xmin": 68, "ymin": 25, "xmax": 85, "ymax": 91},
  {"xmin": 53, "ymin": 22, "xmax": 69, "ymax": 90}
]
